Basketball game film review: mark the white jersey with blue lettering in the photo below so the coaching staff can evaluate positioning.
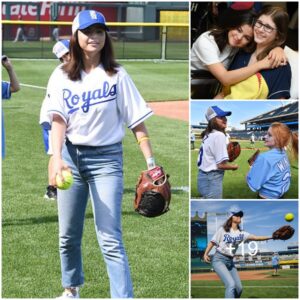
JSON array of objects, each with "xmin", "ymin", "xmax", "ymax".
[
  {"xmin": 197, "ymin": 130, "xmax": 229, "ymax": 172},
  {"xmin": 246, "ymin": 148, "xmax": 291, "ymax": 198},
  {"xmin": 47, "ymin": 64, "xmax": 153, "ymax": 146},
  {"xmin": 211, "ymin": 226, "xmax": 251, "ymax": 257}
]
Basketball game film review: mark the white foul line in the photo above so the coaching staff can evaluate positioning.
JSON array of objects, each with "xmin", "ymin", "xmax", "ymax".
[{"xmin": 20, "ymin": 83, "xmax": 46, "ymax": 90}]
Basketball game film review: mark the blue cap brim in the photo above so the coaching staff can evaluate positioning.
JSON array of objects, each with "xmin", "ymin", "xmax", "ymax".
[{"xmin": 78, "ymin": 21, "xmax": 109, "ymax": 31}]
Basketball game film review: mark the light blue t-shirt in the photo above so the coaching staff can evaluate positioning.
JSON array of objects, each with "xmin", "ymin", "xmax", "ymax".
[
  {"xmin": 2, "ymin": 81, "xmax": 11, "ymax": 158},
  {"xmin": 246, "ymin": 148, "xmax": 291, "ymax": 199}
]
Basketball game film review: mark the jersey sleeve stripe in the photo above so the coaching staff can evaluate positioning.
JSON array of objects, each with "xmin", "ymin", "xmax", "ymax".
[
  {"xmin": 128, "ymin": 110, "xmax": 153, "ymax": 129},
  {"xmin": 268, "ymin": 89, "xmax": 290, "ymax": 99}
]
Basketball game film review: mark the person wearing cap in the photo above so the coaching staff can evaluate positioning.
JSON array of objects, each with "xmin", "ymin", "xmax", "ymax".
[
  {"xmin": 191, "ymin": 8, "xmax": 287, "ymax": 98},
  {"xmin": 197, "ymin": 106, "xmax": 238, "ymax": 199},
  {"xmin": 203, "ymin": 208, "xmax": 273, "ymax": 298},
  {"xmin": 46, "ymin": 10, "xmax": 155, "ymax": 298},
  {"xmin": 39, "ymin": 39, "xmax": 70, "ymax": 200},
  {"xmin": 246, "ymin": 122, "xmax": 298, "ymax": 199}
]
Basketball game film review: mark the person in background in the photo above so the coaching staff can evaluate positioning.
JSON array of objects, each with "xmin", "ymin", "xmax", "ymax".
[
  {"xmin": 39, "ymin": 39, "xmax": 70, "ymax": 200},
  {"xmin": 2, "ymin": 55, "xmax": 21, "ymax": 158},
  {"xmin": 13, "ymin": 15, "xmax": 28, "ymax": 42},
  {"xmin": 272, "ymin": 252, "xmax": 280, "ymax": 275}
]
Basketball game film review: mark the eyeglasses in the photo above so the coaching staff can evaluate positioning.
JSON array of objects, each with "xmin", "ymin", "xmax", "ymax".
[{"xmin": 254, "ymin": 20, "xmax": 277, "ymax": 33}]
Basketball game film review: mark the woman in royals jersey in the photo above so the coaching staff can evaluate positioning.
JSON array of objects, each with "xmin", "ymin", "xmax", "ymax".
[
  {"xmin": 47, "ymin": 10, "xmax": 155, "ymax": 298},
  {"xmin": 246, "ymin": 122, "xmax": 298, "ymax": 199},
  {"xmin": 197, "ymin": 106, "xmax": 238, "ymax": 199},
  {"xmin": 203, "ymin": 208, "xmax": 273, "ymax": 298}
]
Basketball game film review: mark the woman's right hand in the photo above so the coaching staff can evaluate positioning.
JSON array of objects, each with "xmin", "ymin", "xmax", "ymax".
[
  {"xmin": 49, "ymin": 155, "xmax": 70, "ymax": 187},
  {"xmin": 259, "ymin": 56, "xmax": 277, "ymax": 70},
  {"xmin": 203, "ymin": 254, "xmax": 211, "ymax": 263},
  {"xmin": 231, "ymin": 164, "xmax": 239, "ymax": 171}
]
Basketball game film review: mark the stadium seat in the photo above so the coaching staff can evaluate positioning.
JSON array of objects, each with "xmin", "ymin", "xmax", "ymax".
[{"xmin": 284, "ymin": 46, "xmax": 298, "ymax": 99}]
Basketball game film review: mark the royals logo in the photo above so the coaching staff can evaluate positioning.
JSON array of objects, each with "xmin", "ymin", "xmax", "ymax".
[
  {"xmin": 63, "ymin": 81, "xmax": 117, "ymax": 114},
  {"xmin": 223, "ymin": 233, "xmax": 244, "ymax": 244}
]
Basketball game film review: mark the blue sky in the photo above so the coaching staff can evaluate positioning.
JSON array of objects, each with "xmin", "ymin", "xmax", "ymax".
[
  {"xmin": 191, "ymin": 200, "xmax": 298, "ymax": 253},
  {"xmin": 190, "ymin": 100, "xmax": 296, "ymax": 129}
]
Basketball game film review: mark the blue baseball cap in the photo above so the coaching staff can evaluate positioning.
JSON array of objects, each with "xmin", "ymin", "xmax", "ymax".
[
  {"xmin": 52, "ymin": 39, "xmax": 70, "ymax": 59},
  {"xmin": 205, "ymin": 106, "xmax": 232, "ymax": 121},
  {"xmin": 228, "ymin": 209, "xmax": 244, "ymax": 218},
  {"xmin": 72, "ymin": 10, "xmax": 109, "ymax": 34}
]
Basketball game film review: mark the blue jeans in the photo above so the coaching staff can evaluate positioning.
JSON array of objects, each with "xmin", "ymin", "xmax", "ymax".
[
  {"xmin": 212, "ymin": 252, "xmax": 242, "ymax": 298},
  {"xmin": 197, "ymin": 170, "xmax": 225, "ymax": 199},
  {"xmin": 58, "ymin": 141, "xmax": 133, "ymax": 298}
]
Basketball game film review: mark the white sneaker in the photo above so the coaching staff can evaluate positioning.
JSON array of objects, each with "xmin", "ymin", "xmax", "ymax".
[{"xmin": 56, "ymin": 287, "xmax": 79, "ymax": 299}]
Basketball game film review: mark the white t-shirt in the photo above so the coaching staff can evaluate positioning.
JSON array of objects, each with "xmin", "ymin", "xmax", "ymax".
[
  {"xmin": 191, "ymin": 31, "xmax": 237, "ymax": 71},
  {"xmin": 47, "ymin": 64, "xmax": 153, "ymax": 146},
  {"xmin": 198, "ymin": 130, "xmax": 229, "ymax": 172},
  {"xmin": 212, "ymin": 226, "xmax": 251, "ymax": 257}
]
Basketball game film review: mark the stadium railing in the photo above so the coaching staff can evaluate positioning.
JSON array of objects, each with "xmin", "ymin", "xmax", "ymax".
[{"xmin": 1, "ymin": 20, "xmax": 188, "ymax": 61}]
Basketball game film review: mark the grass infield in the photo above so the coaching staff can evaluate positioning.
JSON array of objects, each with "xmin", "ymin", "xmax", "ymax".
[
  {"xmin": 191, "ymin": 269, "xmax": 298, "ymax": 298},
  {"xmin": 191, "ymin": 140, "xmax": 298, "ymax": 199},
  {"xmin": 2, "ymin": 61, "xmax": 189, "ymax": 298}
]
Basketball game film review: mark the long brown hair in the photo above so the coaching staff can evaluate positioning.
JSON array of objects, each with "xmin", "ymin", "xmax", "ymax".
[
  {"xmin": 209, "ymin": 9, "xmax": 256, "ymax": 53},
  {"xmin": 223, "ymin": 217, "xmax": 242, "ymax": 232},
  {"xmin": 256, "ymin": 6, "xmax": 289, "ymax": 61},
  {"xmin": 270, "ymin": 122, "xmax": 298, "ymax": 159},
  {"xmin": 223, "ymin": 216, "xmax": 242, "ymax": 232},
  {"xmin": 201, "ymin": 117, "xmax": 226, "ymax": 139},
  {"xmin": 63, "ymin": 30, "xmax": 119, "ymax": 81}
]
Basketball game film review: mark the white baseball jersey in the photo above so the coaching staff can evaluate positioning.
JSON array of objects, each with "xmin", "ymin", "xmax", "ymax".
[
  {"xmin": 47, "ymin": 64, "xmax": 153, "ymax": 146},
  {"xmin": 191, "ymin": 31, "xmax": 237, "ymax": 71},
  {"xmin": 211, "ymin": 227, "xmax": 251, "ymax": 257},
  {"xmin": 197, "ymin": 130, "xmax": 229, "ymax": 172}
]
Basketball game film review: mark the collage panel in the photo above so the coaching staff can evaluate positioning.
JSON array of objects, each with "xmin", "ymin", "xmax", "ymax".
[
  {"xmin": 191, "ymin": 1, "xmax": 298, "ymax": 100},
  {"xmin": 2, "ymin": 1, "xmax": 189, "ymax": 298},
  {"xmin": 190, "ymin": 200, "xmax": 299, "ymax": 298}
]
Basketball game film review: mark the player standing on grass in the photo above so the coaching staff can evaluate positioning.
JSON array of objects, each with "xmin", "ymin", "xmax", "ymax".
[
  {"xmin": 197, "ymin": 106, "xmax": 238, "ymax": 199},
  {"xmin": 39, "ymin": 39, "xmax": 70, "ymax": 200},
  {"xmin": 203, "ymin": 208, "xmax": 273, "ymax": 298},
  {"xmin": 246, "ymin": 122, "xmax": 298, "ymax": 199},
  {"xmin": 2, "ymin": 55, "xmax": 20, "ymax": 158},
  {"xmin": 47, "ymin": 10, "xmax": 155, "ymax": 298}
]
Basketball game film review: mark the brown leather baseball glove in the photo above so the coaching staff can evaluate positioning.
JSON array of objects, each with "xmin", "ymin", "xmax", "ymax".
[
  {"xmin": 248, "ymin": 149, "xmax": 260, "ymax": 166},
  {"xmin": 272, "ymin": 225, "xmax": 295, "ymax": 240},
  {"xmin": 134, "ymin": 166, "xmax": 171, "ymax": 217},
  {"xmin": 227, "ymin": 141, "xmax": 241, "ymax": 162}
]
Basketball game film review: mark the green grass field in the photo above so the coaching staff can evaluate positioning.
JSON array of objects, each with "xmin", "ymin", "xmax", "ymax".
[
  {"xmin": 3, "ymin": 40, "xmax": 189, "ymax": 60},
  {"xmin": 191, "ymin": 139, "xmax": 298, "ymax": 199},
  {"xmin": 2, "ymin": 61, "xmax": 189, "ymax": 298},
  {"xmin": 191, "ymin": 269, "xmax": 298, "ymax": 298}
]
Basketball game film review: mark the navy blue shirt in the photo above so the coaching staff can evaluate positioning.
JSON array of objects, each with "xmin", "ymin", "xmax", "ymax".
[{"xmin": 230, "ymin": 51, "xmax": 291, "ymax": 99}]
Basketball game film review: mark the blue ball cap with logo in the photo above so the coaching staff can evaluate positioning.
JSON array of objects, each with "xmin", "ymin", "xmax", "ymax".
[
  {"xmin": 72, "ymin": 10, "xmax": 109, "ymax": 34},
  {"xmin": 205, "ymin": 105, "xmax": 232, "ymax": 121}
]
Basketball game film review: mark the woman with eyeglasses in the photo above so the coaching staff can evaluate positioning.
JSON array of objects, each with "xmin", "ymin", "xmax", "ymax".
[
  {"xmin": 191, "ymin": 8, "xmax": 286, "ymax": 98},
  {"xmin": 246, "ymin": 122, "xmax": 298, "ymax": 199},
  {"xmin": 220, "ymin": 6, "xmax": 291, "ymax": 99}
]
